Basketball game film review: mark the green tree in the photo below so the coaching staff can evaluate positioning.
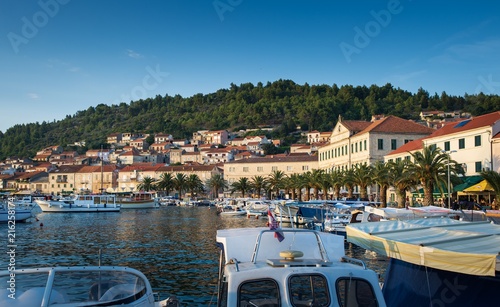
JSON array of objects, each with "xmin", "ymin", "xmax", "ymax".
[
  {"xmin": 372, "ymin": 161, "xmax": 391, "ymax": 207},
  {"xmin": 387, "ymin": 159, "xmax": 417, "ymax": 207},
  {"xmin": 186, "ymin": 174, "xmax": 204, "ymax": 198},
  {"xmin": 156, "ymin": 173, "xmax": 175, "ymax": 196},
  {"xmin": 173, "ymin": 173, "xmax": 188, "ymax": 199},
  {"xmin": 351, "ymin": 163, "xmax": 372, "ymax": 200},
  {"xmin": 206, "ymin": 173, "xmax": 228, "ymax": 199},
  {"xmin": 409, "ymin": 146, "xmax": 456, "ymax": 206},
  {"xmin": 136, "ymin": 176, "xmax": 157, "ymax": 192},
  {"xmin": 231, "ymin": 177, "xmax": 251, "ymax": 198},
  {"xmin": 267, "ymin": 170, "xmax": 287, "ymax": 199},
  {"xmin": 250, "ymin": 175, "xmax": 268, "ymax": 199}
]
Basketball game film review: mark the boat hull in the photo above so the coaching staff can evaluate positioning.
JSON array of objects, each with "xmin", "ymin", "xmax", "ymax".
[
  {"xmin": 0, "ymin": 210, "xmax": 33, "ymax": 223},
  {"xmin": 36, "ymin": 200, "xmax": 120, "ymax": 213},
  {"xmin": 120, "ymin": 201, "xmax": 158, "ymax": 209}
]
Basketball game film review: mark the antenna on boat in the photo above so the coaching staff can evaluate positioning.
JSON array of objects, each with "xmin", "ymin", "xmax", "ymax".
[{"xmin": 98, "ymin": 248, "xmax": 102, "ymax": 266}]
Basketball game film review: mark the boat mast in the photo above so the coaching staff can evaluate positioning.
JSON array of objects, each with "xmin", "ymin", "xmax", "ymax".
[{"xmin": 100, "ymin": 145, "xmax": 104, "ymax": 194}]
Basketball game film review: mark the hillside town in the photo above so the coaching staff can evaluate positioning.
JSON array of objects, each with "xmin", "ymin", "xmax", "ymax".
[{"xmin": 1, "ymin": 111, "xmax": 499, "ymax": 205}]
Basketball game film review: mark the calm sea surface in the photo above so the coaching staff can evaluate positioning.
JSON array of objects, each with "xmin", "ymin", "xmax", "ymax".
[{"xmin": 1, "ymin": 206, "xmax": 388, "ymax": 306}]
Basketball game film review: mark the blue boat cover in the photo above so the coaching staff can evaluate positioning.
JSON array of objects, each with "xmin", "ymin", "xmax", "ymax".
[{"xmin": 383, "ymin": 258, "xmax": 500, "ymax": 306}]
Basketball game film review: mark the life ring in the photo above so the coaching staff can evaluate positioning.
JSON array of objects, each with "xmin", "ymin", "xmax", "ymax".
[{"xmin": 279, "ymin": 250, "xmax": 304, "ymax": 260}]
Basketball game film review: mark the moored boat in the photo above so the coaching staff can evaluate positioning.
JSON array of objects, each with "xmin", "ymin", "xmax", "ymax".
[
  {"xmin": 35, "ymin": 194, "xmax": 120, "ymax": 212},
  {"xmin": 0, "ymin": 266, "xmax": 178, "ymax": 307},
  {"xmin": 0, "ymin": 201, "xmax": 35, "ymax": 223},
  {"xmin": 117, "ymin": 192, "xmax": 159, "ymax": 209},
  {"xmin": 215, "ymin": 225, "xmax": 386, "ymax": 306},
  {"xmin": 347, "ymin": 218, "xmax": 500, "ymax": 306}
]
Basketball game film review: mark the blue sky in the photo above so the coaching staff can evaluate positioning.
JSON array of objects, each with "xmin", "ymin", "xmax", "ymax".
[{"xmin": 1, "ymin": 0, "xmax": 499, "ymax": 132}]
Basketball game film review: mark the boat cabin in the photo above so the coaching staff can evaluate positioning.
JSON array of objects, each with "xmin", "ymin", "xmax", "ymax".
[{"xmin": 216, "ymin": 228, "xmax": 386, "ymax": 307}]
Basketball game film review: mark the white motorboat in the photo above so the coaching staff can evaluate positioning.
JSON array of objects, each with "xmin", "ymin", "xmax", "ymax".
[
  {"xmin": 0, "ymin": 201, "xmax": 35, "ymax": 223},
  {"xmin": 215, "ymin": 226, "xmax": 386, "ymax": 306},
  {"xmin": 35, "ymin": 194, "xmax": 120, "ymax": 212},
  {"xmin": 244, "ymin": 200, "xmax": 271, "ymax": 217},
  {"xmin": 0, "ymin": 266, "xmax": 179, "ymax": 307}
]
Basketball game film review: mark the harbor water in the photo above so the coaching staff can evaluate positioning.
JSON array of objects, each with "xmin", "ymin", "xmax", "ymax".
[{"xmin": 1, "ymin": 206, "xmax": 388, "ymax": 306}]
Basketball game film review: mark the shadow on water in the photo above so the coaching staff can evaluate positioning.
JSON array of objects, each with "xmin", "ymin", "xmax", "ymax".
[{"xmin": 1, "ymin": 206, "xmax": 387, "ymax": 306}]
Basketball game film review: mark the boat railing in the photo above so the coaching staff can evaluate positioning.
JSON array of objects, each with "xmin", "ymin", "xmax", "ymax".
[
  {"xmin": 341, "ymin": 256, "xmax": 367, "ymax": 270},
  {"xmin": 251, "ymin": 229, "xmax": 330, "ymax": 264}
]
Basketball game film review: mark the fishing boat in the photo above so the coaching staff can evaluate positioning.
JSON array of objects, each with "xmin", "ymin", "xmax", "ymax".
[
  {"xmin": 0, "ymin": 266, "xmax": 179, "ymax": 307},
  {"xmin": 245, "ymin": 200, "xmax": 271, "ymax": 217},
  {"xmin": 35, "ymin": 194, "xmax": 120, "ymax": 212},
  {"xmin": 215, "ymin": 224, "xmax": 386, "ymax": 306},
  {"xmin": 347, "ymin": 218, "xmax": 500, "ymax": 306},
  {"xmin": 117, "ymin": 192, "xmax": 159, "ymax": 209},
  {"xmin": 0, "ymin": 201, "xmax": 35, "ymax": 223}
]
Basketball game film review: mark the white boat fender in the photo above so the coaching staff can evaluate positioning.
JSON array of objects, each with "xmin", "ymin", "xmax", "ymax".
[{"xmin": 279, "ymin": 250, "xmax": 304, "ymax": 260}]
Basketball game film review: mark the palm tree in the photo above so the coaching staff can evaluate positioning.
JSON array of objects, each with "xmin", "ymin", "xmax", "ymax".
[
  {"xmin": 286, "ymin": 173, "xmax": 305, "ymax": 201},
  {"xmin": 351, "ymin": 163, "xmax": 372, "ymax": 200},
  {"xmin": 156, "ymin": 173, "xmax": 175, "ymax": 196},
  {"xmin": 136, "ymin": 176, "xmax": 157, "ymax": 192},
  {"xmin": 309, "ymin": 169, "xmax": 325, "ymax": 200},
  {"xmin": 231, "ymin": 177, "xmax": 251, "ymax": 197},
  {"xmin": 387, "ymin": 159, "xmax": 418, "ymax": 208},
  {"xmin": 186, "ymin": 174, "xmax": 204, "ymax": 199},
  {"xmin": 327, "ymin": 170, "xmax": 343, "ymax": 200},
  {"xmin": 173, "ymin": 173, "xmax": 188, "ymax": 199},
  {"xmin": 250, "ymin": 175, "xmax": 267, "ymax": 199},
  {"xmin": 480, "ymin": 170, "xmax": 500, "ymax": 205},
  {"xmin": 206, "ymin": 173, "xmax": 227, "ymax": 199},
  {"xmin": 372, "ymin": 161, "xmax": 391, "ymax": 207},
  {"xmin": 409, "ymin": 146, "xmax": 455, "ymax": 206},
  {"xmin": 267, "ymin": 170, "xmax": 287, "ymax": 199},
  {"xmin": 342, "ymin": 169, "xmax": 355, "ymax": 199}
]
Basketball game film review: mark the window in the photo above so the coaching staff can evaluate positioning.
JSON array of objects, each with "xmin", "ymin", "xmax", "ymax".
[
  {"xmin": 257, "ymin": 167, "xmax": 263, "ymax": 172},
  {"xmin": 243, "ymin": 167, "xmax": 249, "ymax": 172},
  {"xmin": 377, "ymin": 139, "xmax": 383, "ymax": 150},
  {"xmin": 475, "ymin": 161, "xmax": 482, "ymax": 173},
  {"xmin": 272, "ymin": 166, "xmax": 278, "ymax": 171},
  {"xmin": 458, "ymin": 138, "xmax": 465, "ymax": 149},
  {"xmin": 290, "ymin": 274, "xmax": 330, "ymax": 307},
  {"xmin": 336, "ymin": 278, "xmax": 378, "ymax": 307},
  {"xmin": 302, "ymin": 166, "xmax": 309, "ymax": 171},
  {"xmin": 391, "ymin": 139, "xmax": 397, "ymax": 150},
  {"xmin": 475, "ymin": 135, "xmax": 481, "ymax": 147},
  {"xmin": 355, "ymin": 143, "xmax": 358, "ymax": 152},
  {"xmin": 287, "ymin": 166, "xmax": 293, "ymax": 171},
  {"xmin": 229, "ymin": 167, "xmax": 235, "ymax": 172},
  {"xmin": 396, "ymin": 157, "xmax": 401, "ymax": 162},
  {"xmin": 238, "ymin": 279, "xmax": 280, "ymax": 307},
  {"xmin": 444, "ymin": 141, "xmax": 450, "ymax": 151},
  {"xmin": 364, "ymin": 140, "xmax": 367, "ymax": 150}
]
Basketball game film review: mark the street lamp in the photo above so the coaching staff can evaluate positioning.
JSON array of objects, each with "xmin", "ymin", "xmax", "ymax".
[{"xmin": 442, "ymin": 150, "xmax": 457, "ymax": 208}]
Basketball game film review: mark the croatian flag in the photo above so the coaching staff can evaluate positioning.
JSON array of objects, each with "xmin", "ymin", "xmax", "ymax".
[{"xmin": 268, "ymin": 209, "xmax": 285, "ymax": 242}]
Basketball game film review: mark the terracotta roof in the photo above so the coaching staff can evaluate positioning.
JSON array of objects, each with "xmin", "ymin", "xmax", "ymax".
[
  {"xmin": 120, "ymin": 164, "xmax": 163, "ymax": 172},
  {"xmin": 51, "ymin": 165, "xmax": 85, "ymax": 173},
  {"xmin": 156, "ymin": 165, "xmax": 218, "ymax": 172},
  {"xmin": 426, "ymin": 111, "xmax": 500, "ymax": 138},
  {"xmin": 358, "ymin": 116, "xmax": 435, "ymax": 135},
  {"xmin": 226, "ymin": 155, "xmax": 317, "ymax": 164},
  {"xmin": 342, "ymin": 120, "xmax": 371, "ymax": 132},
  {"xmin": 385, "ymin": 137, "xmax": 428, "ymax": 157}
]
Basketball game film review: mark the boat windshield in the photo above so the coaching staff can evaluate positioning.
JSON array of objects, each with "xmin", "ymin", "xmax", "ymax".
[{"xmin": 0, "ymin": 268, "xmax": 147, "ymax": 306}]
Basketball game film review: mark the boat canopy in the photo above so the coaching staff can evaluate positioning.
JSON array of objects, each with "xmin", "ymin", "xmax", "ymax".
[
  {"xmin": 216, "ymin": 227, "xmax": 345, "ymax": 263},
  {"xmin": 346, "ymin": 218, "xmax": 500, "ymax": 276}
]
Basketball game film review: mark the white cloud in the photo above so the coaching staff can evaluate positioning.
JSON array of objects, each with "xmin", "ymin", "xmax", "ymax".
[
  {"xmin": 126, "ymin": 49, "xmax": 143, "ymax": 59},
  {"xmin": 27, "ymin": 93, "xmax": 39, "ymax": 99}
]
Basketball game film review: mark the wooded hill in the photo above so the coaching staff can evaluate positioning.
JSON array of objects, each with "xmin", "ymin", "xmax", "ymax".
[{"xmin": 1, "ymin": 79, "xmax": 499, "ymax": 160}]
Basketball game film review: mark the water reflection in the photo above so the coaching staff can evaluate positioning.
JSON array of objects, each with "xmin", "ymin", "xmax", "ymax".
[{"xmin": 1, "ymin": 206, "xmax": 387, "ymax": 305}]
